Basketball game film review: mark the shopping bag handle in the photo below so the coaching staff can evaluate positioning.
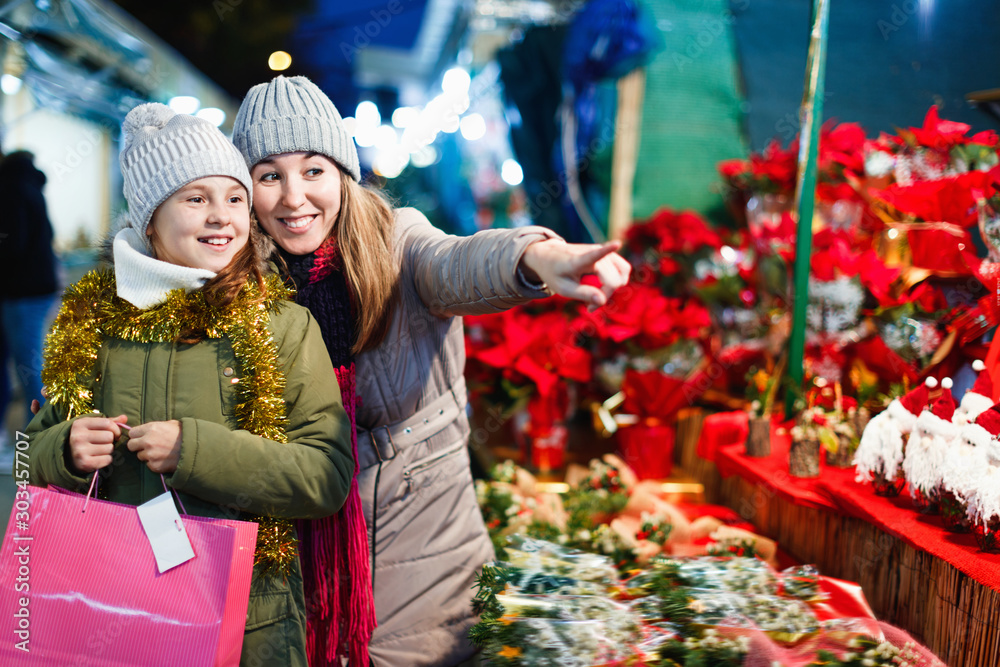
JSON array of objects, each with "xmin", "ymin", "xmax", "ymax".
[
  {"xmin": 159, "ymin": 474, "xmax": 188, "ymax": 515},
  {"xmin": 81, "ymin": 470, "xmax": 187, "ymax": 518},
  {"xmin": 82, "ymin": 470, "xmax": 100, "ymax": 513}
]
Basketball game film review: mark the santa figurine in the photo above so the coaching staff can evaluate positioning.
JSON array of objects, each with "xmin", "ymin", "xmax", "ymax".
[
  {"xmin": 855, "ymin": 377, "xmax": 936, "ymax": 496},
  {"xmin": 964, "ymin": 463, "xmax": 1000, "ymax": 552},
  {"xmin": 942, "ymin": 404, "xmax": 1000, "ymax": 531},
  {"xmin": 903, "ymin": 378, "xmax": 958, "ymax": 513},
  {"xmin": 954, "ymin": 360, "xmax": 994, "ymax": 426},
  {"xmin": 958, "ymin": 401, "xmax": 1000, "ymax": 465}
]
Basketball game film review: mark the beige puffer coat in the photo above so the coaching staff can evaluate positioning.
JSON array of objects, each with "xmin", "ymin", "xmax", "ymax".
[{"xmin": 354, "ymin": 208, "xmax": 556, "ymax": 666}]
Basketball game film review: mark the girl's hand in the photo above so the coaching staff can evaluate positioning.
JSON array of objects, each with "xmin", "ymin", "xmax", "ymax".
[
  {"xmin": 127, "ymin": 420, "xmax": 182, "ymax": 474},
  {"xmin": 520, "ymin": 239, "xmax": 631, "ymax": 309},
  {"xmin": 68, "ymin": 415, "xmax": 128, "ymax": 473}
]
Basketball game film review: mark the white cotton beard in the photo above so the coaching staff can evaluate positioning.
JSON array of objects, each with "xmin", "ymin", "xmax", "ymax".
[
  {"xmin": 902, "ymin": 412, "xmax": 955, "ymax": 495},
  {"xmin": 854, "ymin": 410, "xmax": 887, "ymax": 482},
  {"xmin": 113, "ymin": 227, "xmax": 217, "ymax": 310},
  {"xmin": 880, "ymin": 417, "xmax": 907, "ymax": 481},
  {"xmin": 964, "ymin": 466, "xmax": 1000, "ymax": 525},
  {"xmin": 854, "ymin": 410, "xmax": 908, "ymax": 483},
  {"xmin": 941, "ymin": 444, "xmax": 989, "ymax": 502}
]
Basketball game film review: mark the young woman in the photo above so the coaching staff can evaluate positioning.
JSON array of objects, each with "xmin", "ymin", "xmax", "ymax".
[
  {"xmin": 26, "ymin": 103, "xmax": 354, "ymax": 666},
  {"xmin": 233, "ymin": 75, "xmax": 631, "ymax": 667}
]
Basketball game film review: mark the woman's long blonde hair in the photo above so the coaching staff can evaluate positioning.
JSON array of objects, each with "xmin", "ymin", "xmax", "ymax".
[{"xmin": 334, "ymin": 173, "xmax": 400, "ymax": 354}]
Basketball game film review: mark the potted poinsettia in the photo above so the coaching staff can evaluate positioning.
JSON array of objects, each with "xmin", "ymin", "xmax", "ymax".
[{"xmin": 465, "ymin": 301, "xmax": 592, "ymax": 471}]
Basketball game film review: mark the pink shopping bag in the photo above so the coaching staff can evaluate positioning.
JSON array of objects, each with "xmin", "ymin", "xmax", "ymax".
[{"xmin": 0, "ymin": 485, "xmax": 257, "ymax": 666}]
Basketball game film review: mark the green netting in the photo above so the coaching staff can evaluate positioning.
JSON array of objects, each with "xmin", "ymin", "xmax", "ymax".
[{"xmin": 631, "ymin": 0, "xmax": 748, "ymax": 224}]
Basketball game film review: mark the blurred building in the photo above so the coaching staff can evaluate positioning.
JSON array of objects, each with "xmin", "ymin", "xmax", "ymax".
[{"xmin": 0, "ymin": 0, "xmax": 237, "ymax": 251}]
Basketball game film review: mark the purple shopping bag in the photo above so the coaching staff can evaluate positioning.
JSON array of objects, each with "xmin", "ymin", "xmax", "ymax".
[{"xmin": 0, "ymin": 485, "xmax": 257, "ymax": 666}]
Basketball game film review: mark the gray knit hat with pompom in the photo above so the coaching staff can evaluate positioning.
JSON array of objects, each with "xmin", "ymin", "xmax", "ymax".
[
  {"xmin": 120, "ymin": 102, "xmax": 253, "ymax": 237},
  {"xmin": 232, "ymin": 75, "xmax": 361, "ymax": 182}
]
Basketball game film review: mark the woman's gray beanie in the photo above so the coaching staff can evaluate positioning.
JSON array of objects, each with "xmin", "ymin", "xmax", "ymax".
[{"xmin": 232, "ymin": 75, "xmax": 361, "ymax": 182}]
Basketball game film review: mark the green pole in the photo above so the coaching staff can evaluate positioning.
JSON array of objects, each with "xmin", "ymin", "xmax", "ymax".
[{"xmin": 785, "ymin": 0, "xmax": 831, "ymax": 417}]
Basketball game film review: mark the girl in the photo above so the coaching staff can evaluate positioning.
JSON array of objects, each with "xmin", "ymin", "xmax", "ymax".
[
  {"xmin": 26, "ymin": 103, "xmax": 354, "ymax": 666},
  {"xmin": 233, "ymin": 75, "xmax": 631, "ymax": 666}
]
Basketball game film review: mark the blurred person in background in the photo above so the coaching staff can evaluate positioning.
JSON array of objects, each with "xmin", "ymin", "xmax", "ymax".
[{"xmin": 0, "ymin": 150, "xmax": 60, "ymax": 434}]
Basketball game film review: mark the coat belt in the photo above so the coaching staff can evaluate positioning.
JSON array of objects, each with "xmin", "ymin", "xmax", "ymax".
[{"xmin": 356, "ymin": 378, "xmax": 467, "ymax": 470}]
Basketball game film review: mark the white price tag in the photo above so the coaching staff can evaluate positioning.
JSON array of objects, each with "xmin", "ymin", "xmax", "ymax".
[{"xmin": 136, "ymin": 492, "xmax": 195, "ymax": 573}]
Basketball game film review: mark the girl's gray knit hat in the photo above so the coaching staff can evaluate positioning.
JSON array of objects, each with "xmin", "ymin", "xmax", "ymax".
[
  {"xmin": 120, "ymin": 102, "xmax": 253, "ymax": 238},
  {"xmin": 231, "ymin": 75, "xmax": 361, "ymax": 182}
]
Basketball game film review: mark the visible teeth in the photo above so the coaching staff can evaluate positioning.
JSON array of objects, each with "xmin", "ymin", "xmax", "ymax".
[
  {"xmin": 202, "ymin": 238, "xmax": 229, "ymax": 245},
  {"xmin": 284, "ymin": 217, "xmax": 311, "ymax": 229}
]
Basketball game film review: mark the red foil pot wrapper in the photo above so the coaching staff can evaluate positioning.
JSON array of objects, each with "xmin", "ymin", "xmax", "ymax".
[
  {"xmin": 973, "ymin": 516, "xmax": 1000, "ymax": 553},
  {"xmin": 872, "ymin": 465, "xmax": 906, "ymax": 497},
  {"xmin": 616, "ymin": 419, "xmax": 675, "ymax": 480},
  {"xmin": 622, "ymin": 367, "xmax": 708, "ymax": 423},
  {"xmin": 939, "ymin": 490, "xmax": 971, "ymax": 533},
  {"xmin": 910, "ymin": 484, "xmax": 941, "ymax": 515},
  {"xmin": 530, "ymin": 424, "xmax": 568, "ymax": 472}
]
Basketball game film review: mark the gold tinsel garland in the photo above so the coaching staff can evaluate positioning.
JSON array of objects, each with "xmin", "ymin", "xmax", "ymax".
[{"xmin": 42, "ymin": 269, "xmax": 298, "ymax": 573}]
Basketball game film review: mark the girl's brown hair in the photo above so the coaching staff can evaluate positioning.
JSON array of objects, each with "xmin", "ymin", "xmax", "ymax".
[{"xmin": 335, "ymin": 173, "xmax": 399, "ymax": 354}]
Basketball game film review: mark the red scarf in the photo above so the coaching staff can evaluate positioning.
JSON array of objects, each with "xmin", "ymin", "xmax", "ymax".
[{"xmin": 285, "ymin": 239, "xmax": 376, "ymax": 665}]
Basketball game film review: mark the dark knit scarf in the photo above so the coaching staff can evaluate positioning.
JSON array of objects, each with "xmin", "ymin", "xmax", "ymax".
[{"xmin": 281, "ymin": 239, "xmax": 376, "ymax": 667}]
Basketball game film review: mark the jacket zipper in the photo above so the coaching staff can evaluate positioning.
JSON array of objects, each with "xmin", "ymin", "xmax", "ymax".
[{"xmin": 139, "ymin": 345, "xmax": 152, "ymax": 500}]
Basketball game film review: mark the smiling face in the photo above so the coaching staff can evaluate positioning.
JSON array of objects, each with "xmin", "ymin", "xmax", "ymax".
[
  {"xmin": 250, "ymin": 151, "xmax": 343, "ymax": 256},
  {"xmin": 147, "ymin": 176, "xmax": 250, "ymax": 272}
]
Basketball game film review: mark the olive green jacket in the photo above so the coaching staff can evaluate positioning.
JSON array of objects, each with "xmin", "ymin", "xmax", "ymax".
[{"xmin": 25, "ymin": 281, "xmax": 354, "ymax": 666}]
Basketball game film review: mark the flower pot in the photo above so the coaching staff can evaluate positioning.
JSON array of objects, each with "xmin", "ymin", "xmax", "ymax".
[
  {"xmin": 789, "ymin": 438, "xmax": 820, "ymax": 478},
  {"xmin": 940, "ymin": 491, "xmax": 971, "ymax": 533},
  {"xmin": 617, "ymin": 421, "xmax": 675, "ymax": 480},
  {"xmin": 973, "ymin": 516, "xmax": 1000, "ymax": 553},
  {"xmin": 851, "ymin": 407, "xmax": 871, "ymax": 436},
  {"xmin": 910, "ymin": 484, "xmax": 941, "ymax": 515},
  {"xmin": 745, "ymin": 416, "xmax": 771, "ymax": 458},
  {"xmin": 823, "ymin": 434, "xmax": 856, "ymax": 469},
  {"xmin": 529, "ymin": 423, "xmax": 568, "ymax": 473},
  {"xmin": 871, "ymin": 464, "xmax": 906, "ymax": 497}
]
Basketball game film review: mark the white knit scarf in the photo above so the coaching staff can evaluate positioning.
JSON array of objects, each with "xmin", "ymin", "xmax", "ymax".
[{"xmin": 112, "ymin": 227, "xmax": 216, "ymax": 309}]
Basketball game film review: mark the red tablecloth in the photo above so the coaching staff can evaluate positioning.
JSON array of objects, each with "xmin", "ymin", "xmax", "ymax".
[
  {"xmin": 713, "ymin": 419, "xmax": 838, "ymax": 511},
  {"xmin": 816, "ymin": 469, "xmax": 1000, "ymax": 594},
  {"xmin": 704, "ymin": 414, "xmax": 1000, "ymax": 593}
]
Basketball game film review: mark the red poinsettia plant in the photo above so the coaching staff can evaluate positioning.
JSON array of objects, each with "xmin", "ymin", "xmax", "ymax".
[
  {"xmin": 898, "ymin": 106, "xmax": 999, "ymax": 156},
  {"xmin": 718, "ymin": 120, "xmax": 868, "ymax": 204},
  {"xmin": 808, "ymin": 227, "xmax": 899, "ymax": 297},
  {"xmin": 867, "ymin": 106, "xmax": 1000, "ymax": 186},
  {"xmin": 866, "ymin": 165, "xmax": 1000, "ymax": 276},
  {"xmin": 464, "ymin": 300, "xmax": 592, "ymax": 422},
  {"xmin": 816, "ymin": 121, "xmax": 867, "ymax": 202},
  {"xmin": 582, "ymin": 282, "xmax": 710, "ymax": 352},
  {"xmin": 623, "ymin": 208, "xmax": 724, "ymax": 297},
  {"xmin": 718, "ymin": 138, "xmax": 798, "ymax": 197}
]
